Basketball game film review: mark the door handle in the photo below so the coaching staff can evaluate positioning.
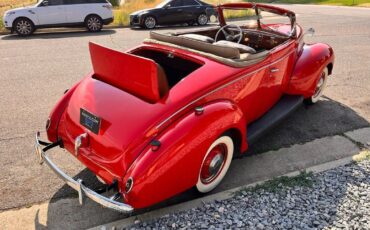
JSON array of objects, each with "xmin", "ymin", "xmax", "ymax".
[
  {"xmin": 270, "ymin": 67, "xmax": 279, "ymax": 73},
  {"xmin": 177, "ymin": 9, "xmax": 183, "ymax": 11}
]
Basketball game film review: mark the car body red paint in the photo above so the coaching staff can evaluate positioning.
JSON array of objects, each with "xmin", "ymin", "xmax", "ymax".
[{"xmin": 43, "ymin": 3, "xmax": 334, "ymax": 210}]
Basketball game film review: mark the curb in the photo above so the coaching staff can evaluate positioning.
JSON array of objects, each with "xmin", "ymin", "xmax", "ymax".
[{"xmin": 90, "ymin": 156, "xmax": 356, "ymax": 230}]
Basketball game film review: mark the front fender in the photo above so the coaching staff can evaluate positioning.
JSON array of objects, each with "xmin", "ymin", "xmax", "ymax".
[
  {"xmin": 286, "ymin": 43, "xmax": 334, "ymax": 97},
  {"xmin": 123, "ymin": 100, "xmax": 246, "ymax": 209}
]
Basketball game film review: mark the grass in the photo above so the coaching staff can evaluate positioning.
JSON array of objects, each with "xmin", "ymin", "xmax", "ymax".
[
  {"xmin": 352, "ymin": 150, "xmax": 370, "ymax": 162},
  {"xmin": 236, "ymin": 171, "xmax": 314, "ymax": 195}
]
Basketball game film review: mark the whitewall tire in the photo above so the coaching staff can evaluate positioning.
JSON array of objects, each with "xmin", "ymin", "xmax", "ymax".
[
  {"xmin": 305, "ymin": 68, "xmax": 329, "ymax": 104},
  {"xmin": 196, "ymin": 135, "xmax": 234, "ymax": 193}
]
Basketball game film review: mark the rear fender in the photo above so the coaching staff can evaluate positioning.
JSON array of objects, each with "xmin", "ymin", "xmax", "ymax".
[
  {"xmin": 46, "ymin": 80, "xmax": 82, "ymax": 142},
  {"xmin": 122, "ymin": 100, "xmax": 246, "ymax": 208},
  {"xmin": 286, "ymin": 43, "xmax": 334, "ymax": 97}
]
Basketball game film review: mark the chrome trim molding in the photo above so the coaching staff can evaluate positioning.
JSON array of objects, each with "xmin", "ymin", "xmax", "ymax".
[{"xmin": 34, "ymin": 132, "xmax": 134, "ymax": 213}]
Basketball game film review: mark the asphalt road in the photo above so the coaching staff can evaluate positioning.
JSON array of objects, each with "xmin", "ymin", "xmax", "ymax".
[{"xmin": 0, "ymin": 4, "xmax": 369, "ymax": 214}]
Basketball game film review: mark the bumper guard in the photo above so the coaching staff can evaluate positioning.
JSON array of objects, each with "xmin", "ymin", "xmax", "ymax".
[{"xmin": 34, "ymin": 132, "xmax": 134, "ymax": 213}]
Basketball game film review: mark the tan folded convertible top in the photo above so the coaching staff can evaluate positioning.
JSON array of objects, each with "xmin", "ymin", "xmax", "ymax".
[{"xmin": 146, "ymin": 31, "xmax": 269, "ymax": 68}]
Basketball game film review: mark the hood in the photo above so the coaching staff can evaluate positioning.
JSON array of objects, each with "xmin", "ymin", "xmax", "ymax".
[
  {"xmin": 130, "ymin": 8, "xmax": 157, "ymax": 16},
  {"xmin": 5, "ymin": 5, "xmax": 36, "ymax": 14}
]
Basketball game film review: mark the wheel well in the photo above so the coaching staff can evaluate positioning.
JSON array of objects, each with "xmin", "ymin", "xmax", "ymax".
[
  {"xmin": 84, "ymin": 14, "xmax": 102, "ymax": 23},
  {"xmin": 223, "ymin": 128, "xmax": 242, "ymax": 158},
  {"xmin": 327, "ymin": 63, "xmax": 333, "ymax": 75},
  {"xmin": 12, "ymin": 17, "xmax": 34, "ymax": 28},
  {"xmin": 144, "ymin": 15, "xmax": 157, "ymax": 22}
]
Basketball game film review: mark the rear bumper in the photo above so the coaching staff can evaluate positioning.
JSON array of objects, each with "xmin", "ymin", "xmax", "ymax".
[{"xmin": 34, "ymin": 132, "xmax": 134, "ymax": 213}]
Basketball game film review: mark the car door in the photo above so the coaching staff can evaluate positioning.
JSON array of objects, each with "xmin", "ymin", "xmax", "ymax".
[
  {"xmin": 181, "ymin": 0, "xmax": 202, "ymax": 22},
  {"xmin": 158, "ymin": 0, "xmax": 186, "ymax": 25},
  {"xmin": 261, "ymin": 40, "xmax": 296, "ymax": 110},
  {"xmin": 34, "ymin": 0, "xmax": 67, "ymax": 25}
]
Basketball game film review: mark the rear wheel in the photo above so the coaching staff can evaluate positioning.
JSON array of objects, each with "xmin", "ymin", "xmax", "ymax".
[
  {"xmin": 14, "ymin": 18, "xmax": 35, "ymax": 36},
  {"xmin": 305, "ymin": 68, "xmax": 329, "ymax": 104},
  {"xmin": 197, "ymin": 13, "xmax": 208, "ymax": 26},
  {"xmin": 85, "ymin": 15, "xmax": 103, "ymax": 32},
  {"xmin": 143, "ymin": 16, "xmax": 156, "ymax": 29},
  {"xmin": 196, "ymin": 135, "xmax": 234, "ymax": 193}
]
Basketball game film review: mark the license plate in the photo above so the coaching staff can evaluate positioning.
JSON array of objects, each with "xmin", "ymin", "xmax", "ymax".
[{"xmin": 80, "ymin": 108, "xmax": 101, "ymax": 134}]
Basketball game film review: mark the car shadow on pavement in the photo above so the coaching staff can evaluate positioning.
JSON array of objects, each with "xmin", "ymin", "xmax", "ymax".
[
  {"xmin": 1, "ymin": 29, "xmax": 116, "ymax": 40},
  {"xmin": 34, "ymin": 96, "xmax": 370, "ymax": 229}
]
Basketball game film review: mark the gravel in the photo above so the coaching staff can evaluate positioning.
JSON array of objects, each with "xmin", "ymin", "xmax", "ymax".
[{"xmin": 126, "ymin": 159, "xmax": 370, "ymax": 229}]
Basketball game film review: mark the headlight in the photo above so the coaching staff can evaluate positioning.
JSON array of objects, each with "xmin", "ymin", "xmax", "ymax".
[{"xmin": 6, "ymin": 12, "xmax": 15, "ymax": 16}]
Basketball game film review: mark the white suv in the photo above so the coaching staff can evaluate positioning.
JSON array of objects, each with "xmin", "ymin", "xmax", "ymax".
[{"xmin": 3, "ymin": 0, "xmax": 114, "ymax": 36}]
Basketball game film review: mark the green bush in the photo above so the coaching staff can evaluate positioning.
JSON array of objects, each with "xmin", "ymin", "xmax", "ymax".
[
  {"xmin": 0, "ymin": 18, "xmax": 4, "ymax": 31},
  {"xmin": 108, "ymin": 0, "xmax": 119, "ymax": 7}
]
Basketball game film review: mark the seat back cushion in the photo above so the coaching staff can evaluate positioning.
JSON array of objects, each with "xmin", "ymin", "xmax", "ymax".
[
  {"xmin": 213, "ymin": 40, "xmax": 257, "ymax": 54},
  {"xmin": 178, "ymin": 34, "xmax": 215, "ymax": 43}
]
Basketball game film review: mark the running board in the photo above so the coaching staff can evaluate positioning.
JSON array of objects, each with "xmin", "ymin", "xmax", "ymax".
[{"xmin": 246, "ymin": 95, "xmax": 304, "ymax": 145}]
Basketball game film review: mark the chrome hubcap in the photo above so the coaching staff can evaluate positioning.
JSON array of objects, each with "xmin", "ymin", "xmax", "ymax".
[
  {"xmin": 200, "ymin": 144, "xmax": 227, "ymax": 184},
  {"xmin": 88, "ymin": 17, "xmax": 102, "ymax": 31},
  {"xmin": 198, "ymin": 14, "xmax": 208, "ymax": 25},
  {"xmin": 16, "ymin": 20, "xmax": 32, "ymax": 35},
  {"xmin": 145, "ymin": 17, "xmax": 156, "ymax": 29},
  {"xmin": 312, "ymin": 72, "xmax": 326, "ymax": 100}
]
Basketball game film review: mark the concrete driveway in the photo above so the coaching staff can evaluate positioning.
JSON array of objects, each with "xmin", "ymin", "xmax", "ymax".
[{"xmin": 0, "ymin": 3, "xmax": 369, "ymax": 229}]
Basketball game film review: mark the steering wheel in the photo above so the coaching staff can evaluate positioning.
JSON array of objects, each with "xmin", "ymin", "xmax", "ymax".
[{"xmin": 215, "ymin": 24, "xmax": 243, "ymax": 43}]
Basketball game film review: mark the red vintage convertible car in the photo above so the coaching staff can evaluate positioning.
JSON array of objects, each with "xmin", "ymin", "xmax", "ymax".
[{"xmin": 35, "ymin": 3, "xmax": 334, "ymax": 212}]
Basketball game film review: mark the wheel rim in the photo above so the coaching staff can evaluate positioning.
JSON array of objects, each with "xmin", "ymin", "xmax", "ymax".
[
  {"xmin": 312, "ymin": 70, "xmax": 328, "ymax": 102},
  {"xmin": 145, "ymin": 17, "xmax": 156, "ymax": 29},
  {"xmin": 198, "ymin": 14, "xmax": 208, "ymax": 25},
  {"xmin": 16, "ymin": 20, "xmax": 32, "ymax": 35},
  {"xmin": 200, "ymin": 143, "xmax": 227, "ymax": 184},
  {"xmin": 87, "ymin": 17, "xmax": 102, "ymax": 31}
]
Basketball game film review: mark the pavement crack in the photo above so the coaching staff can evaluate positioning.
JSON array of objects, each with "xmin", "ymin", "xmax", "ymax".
[{"xmin": 340, "ymin": 133, "xmax": 369, "ymax": 150}]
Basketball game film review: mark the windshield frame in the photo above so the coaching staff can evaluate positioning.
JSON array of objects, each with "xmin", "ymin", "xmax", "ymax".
[{"xmin": 217, "ymin": 3, "xmax": 297, "ymax": 38}]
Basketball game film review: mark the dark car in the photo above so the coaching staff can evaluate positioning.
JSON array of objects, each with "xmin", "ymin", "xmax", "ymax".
[{"xmin": 130, "ymin": 0, "xmax": 215, "ymax": 29}]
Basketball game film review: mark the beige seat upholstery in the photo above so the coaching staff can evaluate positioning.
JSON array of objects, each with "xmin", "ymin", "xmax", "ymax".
[
  {"xmin": 150, "ymin": 31, "xmax": 240, "ymax": 59},
  {"xmin": 156, "ymin": 64, "xmax": 169, "ymax": 98},
  {"xmin": 213, "ymin": 40, "xmax": 257, "ymax": 54},
  {"xmin": 178, "ymin": 34, "xmax": 215, "ymax": 43}
]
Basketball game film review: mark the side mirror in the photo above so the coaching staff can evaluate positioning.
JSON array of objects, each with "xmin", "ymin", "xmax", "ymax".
[
  {"xmin": 305, "ymin": 28, "xmax": 315, "ymax": 37},
  {"xmin": 41, "ymin": 0, "xmax": 49, "ymax": 6},
  {"xmin": 164, "ymin": 4, "xmax": 171, "ymax": 9}
]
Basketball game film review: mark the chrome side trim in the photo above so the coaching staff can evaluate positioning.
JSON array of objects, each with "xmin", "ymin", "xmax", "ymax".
[
  {"xmin": 155, "ymin": 49, "xmax": 295, "ymax": 129},
  {"xmin": 34, "ymin": 132, "xmax": 134, "ymax": 213}
]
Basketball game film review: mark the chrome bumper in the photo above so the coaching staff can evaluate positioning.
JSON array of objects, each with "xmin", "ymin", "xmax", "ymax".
[{"xmin": 34, "ymin": 132, "xmax": 134, "ymax": 213}]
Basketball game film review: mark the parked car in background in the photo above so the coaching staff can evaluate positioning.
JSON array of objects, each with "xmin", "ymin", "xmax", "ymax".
[
  {"xmin": 3, "ymin": 0, "xmax": 114, "ymax": 36},
  {"xmin": 130, "ymin": 0, "xmax": 216, "ymax": 29}
]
